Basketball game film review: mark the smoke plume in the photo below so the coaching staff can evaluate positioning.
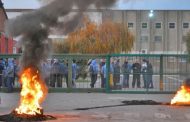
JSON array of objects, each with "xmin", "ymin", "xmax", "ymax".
[{"xmin": 5, "ymin": 0, "xmax": 116, "ymax": 70}]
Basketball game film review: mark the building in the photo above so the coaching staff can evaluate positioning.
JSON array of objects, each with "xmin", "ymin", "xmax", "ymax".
[
  {"xmin": 3, "ymin": 0, "xmax": 190, "ymax": 54},
  {"xmin": 102, "ymin": 10, "xmax": 190, "ymax": 54},
  {"xmin": 0, "ymin": 0, "xmax": 7, "ymax": 32},
  {"xmin": 0, "ymin": 0, "xmax": 17, "ymax": 54}
]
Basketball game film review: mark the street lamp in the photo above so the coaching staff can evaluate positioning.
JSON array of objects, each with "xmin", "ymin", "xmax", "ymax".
[{"xmin": 149, "ymin": 10, "xmax": 154, "ymax": 18}]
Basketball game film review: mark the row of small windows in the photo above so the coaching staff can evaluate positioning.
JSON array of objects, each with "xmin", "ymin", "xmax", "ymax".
[
  {"xmin": 128, "ymin": 22, "xmax": 190, "ymax": 29},
  {"xmin": 141, "ymin": 36, "xmax": 162, "ymax": 42},
  {"xmin": 140, "ymin": 35, "xmax": 190, "ymax": 42},
  {"xmin": 141, "ymin": 35, "xmax": 189, "ymax": 42}
]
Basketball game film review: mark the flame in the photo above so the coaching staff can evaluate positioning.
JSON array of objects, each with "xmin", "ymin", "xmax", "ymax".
[
  {"xmin": 171, "ymin": 85, "xmax": 190, "ymax": 105},
  {"xmin": 15, "ymin": 67, "xmax": 47, "ymax": 115}
]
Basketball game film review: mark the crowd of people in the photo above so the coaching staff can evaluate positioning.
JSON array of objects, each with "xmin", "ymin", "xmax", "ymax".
[
  {"xmin": 0, "ymin": 58, "xmax": 19, "ymax": 92},
  {"xmin": 41, "ymin": 59, "xmax": 86, "ymax": 89},
  {"xmin": 0, "ymin": 58, "xmax": 154, "ymax": 92},
  {"xmin": 89, "ymin": 58, "xmax": 154, "ymax": 89}
]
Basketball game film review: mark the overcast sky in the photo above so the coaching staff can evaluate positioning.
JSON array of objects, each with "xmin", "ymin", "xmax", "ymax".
[{"xmin": 2, "ymin": 0, "xmax": 190, "ymax": 10}]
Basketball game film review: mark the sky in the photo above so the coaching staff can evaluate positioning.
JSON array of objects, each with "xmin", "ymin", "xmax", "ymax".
[
  {"xmin": 2, "ymin": 0, "xmax": 41, "ymax": 9},
  {"xmin": 2, "ymin": 0, "xmax": 190, "ymax": 10}
]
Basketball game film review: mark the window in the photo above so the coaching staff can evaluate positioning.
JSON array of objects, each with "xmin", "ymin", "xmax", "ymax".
[
  {"xmin": 154, "ymin": 36, "xmax": 162, "ymax": 42},
  {"xmin": 142, "ymin": 23, "xmax": 148, "ymax": 28},
  {"xmin": 155, "ymin": 23, "xmax": 161, "ymax": 29},
  {"xmin": 13, "ymin": 47, "xmax": 17, "ymax": 54},
  {"xmin": 141, "ymin": 36, "xmax": 148, "ymax": 41},
  {"xmin": 183, "ymin": 23, "xmax": 189, "ymax": 29},
  {"xmin": 169, "ymin": 23, "xmax": 175, "ymax": 29},
  {"xmin": 128, "ymin": 23, "xmax": 134, "ymax": 28}
]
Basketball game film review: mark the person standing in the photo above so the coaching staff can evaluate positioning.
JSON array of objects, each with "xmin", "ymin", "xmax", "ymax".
[
  {"xmin": 41, "ymin": 60, "xmax": 51, "ymax": 87},
  {"xmin": 64, "ymin": 61, "xmax": 69, "ymax": 88},
  {"xmin": 6, "ymin": 59, "xmax": 14, "ymax": 92},
  {"xmin": 113, "ymin": 59, "xmax": 121, "ymax": 89},
  {"xmin": 3, "ymin": 59, "xmax": 8, "ymax": 87},
  {"xmin": 101, "ymin": 61, "xmax": 114, "ymax": 88},
  {"xmin": 72, "ymin": 60, "xmax": 77, "ymax": 88},
  {"xmin": 100, "ymin": 59, "xmax": 106, "ymax": 88},
  {"xmin": 0, "ymin": 59, "xmax": 4, "ymax": 88},
  {"xmin": 60, "ymin": 60, "xmax": 66, "ymax": 87},
  {"xmin": 100, "ymin": 61, "xmax": 106, "ymax": 88},
  {"xmin": 132, "ymin": 59, "xmax": 141, "ymax": 88},
  {"xmin": 142, "ymin": 59, "xmax": 148, "ymax": 88},
  {"xmin": 122, "ymin": 58, "xmax": 131, "ymax": 88},
  {"xmin": 89, "ymin": 59, "xmax": 99, "ymax": 88},
  {"xmin": 147, "ymin": 60, "xmax": 154, "ymax": 88},
  {"xmin": 51, "ymin": 59, "xmax": 62, "ymax": 87}
]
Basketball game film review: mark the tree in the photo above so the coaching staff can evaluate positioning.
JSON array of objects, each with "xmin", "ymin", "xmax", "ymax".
[{"xmin": 52, "ymin": 19, "xmax": 134, "ymax": 54}]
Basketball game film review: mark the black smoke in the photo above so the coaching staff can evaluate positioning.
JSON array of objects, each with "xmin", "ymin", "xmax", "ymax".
[{"xmin": 5, "ymin": 0, "xmax": 117, "ymax": 70}]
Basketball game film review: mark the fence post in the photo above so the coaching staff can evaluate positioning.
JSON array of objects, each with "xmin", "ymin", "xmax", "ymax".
[
  {"xmin": 106, "ymin": 54, "xmax": 111, "ymax": 93},
  {"xmin": 160, "ymin": 54, "xmax": 164, "ymax": 91}
]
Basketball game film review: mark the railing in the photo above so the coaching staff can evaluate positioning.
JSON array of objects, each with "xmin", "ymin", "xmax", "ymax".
[{"xmin": 0, "ymin": 54, "xmax": 189, "ymax": 93}]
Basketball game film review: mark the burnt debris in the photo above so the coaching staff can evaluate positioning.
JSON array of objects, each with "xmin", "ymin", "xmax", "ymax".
[
  {"xmin": 0, "ymin": 110, "xmax": 56, "ymax": 122},
  {"xmin": 75, "ymin": 100, "xmax": 170, "ymax": 111}
]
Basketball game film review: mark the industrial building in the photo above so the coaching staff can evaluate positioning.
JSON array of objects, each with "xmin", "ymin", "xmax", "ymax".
[
  {"xmin": 3, "ymin": 0, "xmax": 190, "ymax": 54},
  {"xmin": 0, "ymin": 0, "xmax": 17, "ymax": 54}
]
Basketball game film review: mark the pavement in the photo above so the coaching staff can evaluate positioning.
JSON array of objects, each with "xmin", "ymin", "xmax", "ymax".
[{"xmin": 0, "ymin": 93, "xmax": 190, "ymax": 122}]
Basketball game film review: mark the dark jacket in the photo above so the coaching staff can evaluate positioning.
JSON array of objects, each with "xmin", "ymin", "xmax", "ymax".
[
  {"xmin": 0, "ymin": 63, "xmax": 4, "ymax": 74},
  {"xmin": 147, "ymin": 62, "xmax": 153, "ymax": 75},
  {"xmin": 132, "ymin": 63, "xmax": 141, "ymax": 74},
  {"xmin": 122, "ymin": 62, "xmax": 131, "ymax": 74}
]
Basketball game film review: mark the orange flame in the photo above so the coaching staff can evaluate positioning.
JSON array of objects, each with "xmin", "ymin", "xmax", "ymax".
[
  {"xmin": 15, "ymin": 67, "xmax": 47, "ymax": 115},
  {"xmin": 171, "ymin": 85, "xmax": 190, "ymax": 105}
]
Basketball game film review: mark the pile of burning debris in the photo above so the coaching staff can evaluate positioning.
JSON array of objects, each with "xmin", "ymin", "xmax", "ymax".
[
  {"xmin": 170, "ymin": 78, "xmax": 190, "ymax": 106},
  {"xmin": 0, "ymin": 68, "xmax": 56, "ymax": 122},
  {"xmin": 0, "ymin": 110, "xmax": 55, "ymax": 122}
]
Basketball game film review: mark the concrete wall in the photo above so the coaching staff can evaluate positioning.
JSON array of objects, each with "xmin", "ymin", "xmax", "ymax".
[{"xmin": 102, "ymin": 10, "xmax": 190, "ymax": 54}]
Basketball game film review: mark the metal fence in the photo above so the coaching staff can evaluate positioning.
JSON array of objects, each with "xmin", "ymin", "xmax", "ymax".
[
  {"xmin": 0, "ymin": 54, "xmax": 189, "ymax": 93},
  {"xmin": 107, "ymin": 54, "xmax": 190, "ymax": 93},
  {"xmin": 0, "ymin": 54, "xmax": 108, "ymax": 93}
]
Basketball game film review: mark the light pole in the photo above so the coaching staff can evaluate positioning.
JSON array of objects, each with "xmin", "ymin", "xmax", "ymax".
[{"xmin": 149, "ymin": 10, "xmax": 154, "ymax": 53}]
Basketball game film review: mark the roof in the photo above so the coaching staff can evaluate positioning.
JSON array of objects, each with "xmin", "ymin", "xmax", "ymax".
[
  {"xmin": 2, "ymin": 0, "xmax": 190, "ymax": 10},
  {"xmin": 0, "ymin": 0, "xmax": 8, "ymax": 19}
]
